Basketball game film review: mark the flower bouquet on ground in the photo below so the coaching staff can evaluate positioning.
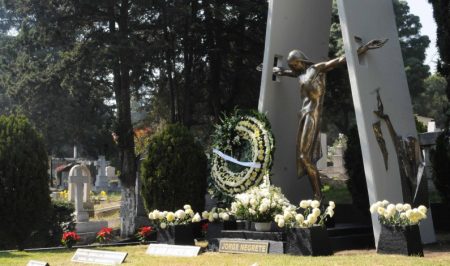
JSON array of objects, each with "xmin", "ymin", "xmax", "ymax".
[
  {"xmin": 230, "ymin": 179, "xmax": 291, "ymax": 231},
  {"xmin": 61, "ymin": 231, "xmax": 80, "ymax": 248},
  {"xmin": 370, "ymin": 200, "xmax": 427, "ymax": 256},
  {"xmin": 96, "ymin": 227, "xmax": 113, "ymax": 244},
  {"xmin": 148, "ymin": 204, "xmax": 201, "ymax": 245},
  {"xmin": 274, "ymin": 200, "xmax": 335, "ymax": 256},
  {"xmin": 136, "ymin": 226, "xmax": 155, "ymax": 243}
]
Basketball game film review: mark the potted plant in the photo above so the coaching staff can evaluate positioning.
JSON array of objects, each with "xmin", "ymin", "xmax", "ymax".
[
  {"xmin": 61, "ymin": 231, "xmax": 80, "ymax": 248},
  {"xmin": 370, "ymin": 200, "xmax": 427, "ymax": 256},
  {"xmin": 231, "ymin": 179, "xmax": 291, "ymax": 232},
  {"xmin": 96, "ymin": 227, "xmax": 113, "ymax": 244},
  {"xmin": 275, "ymin": 200, "xmax": 335, "ymax": 256},
  {"xmin": 148, "ymin": 204, "xmax": 201, "ymax": 245}
]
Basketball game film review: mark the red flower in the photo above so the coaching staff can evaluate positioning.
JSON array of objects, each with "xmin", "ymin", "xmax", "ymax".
[
  {"xmin": 96, "ymin": 227, "xmax": 113, "ymax": 243},
  {"xmin": 61, "ymin": 231, "xmax": 80, "ymax": 248},
  {"xmin": 136, "ymin": 226, "xmax": 154, "ymax": 242}
]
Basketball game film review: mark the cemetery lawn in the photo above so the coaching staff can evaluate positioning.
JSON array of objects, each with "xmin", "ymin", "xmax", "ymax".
[{"xmin": 2, "ymin": 245, "xmax": 450, "ymax": 266}]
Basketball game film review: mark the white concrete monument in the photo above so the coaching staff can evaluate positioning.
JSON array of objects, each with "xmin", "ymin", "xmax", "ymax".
[
  {"xmin": 95, "ymin": 155, "xmax": 109, "ymax": 192},
  {"xmin": 69, "ymin": 164, "xmax": 107, "ymax": 233},
  {"xmin": 68, "ymin": 164, "xmax": 92, "ymax": 203},
  {"xmin": 68, "ymin": 165, "xmax": 91, "ymax": 222},
  {"xmin": 259, "ymin": 0, "xmax": 435, "ymax": 244},
  {"xmin": 337, "ymin": 0, "xmax": 435, "ymax": 244}
]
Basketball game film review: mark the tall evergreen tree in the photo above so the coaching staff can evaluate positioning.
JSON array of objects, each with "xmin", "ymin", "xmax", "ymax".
[{"xmin": 428, "ymin": 0, "xmax": 450, "ymax": 108}]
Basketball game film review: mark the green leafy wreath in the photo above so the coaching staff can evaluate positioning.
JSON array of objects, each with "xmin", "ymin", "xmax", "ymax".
[{"xmin": 209, "ymin": 110, "xmax": 275, "ymax": 199}]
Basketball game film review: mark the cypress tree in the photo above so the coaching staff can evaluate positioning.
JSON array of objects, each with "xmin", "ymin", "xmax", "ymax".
[{"xmin": 0, "ymin": 115, "xmax": 50, "ymax": 250}]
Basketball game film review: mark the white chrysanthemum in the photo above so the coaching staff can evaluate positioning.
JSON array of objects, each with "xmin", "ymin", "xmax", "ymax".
[
  {"xmin": 160, "ymin": 222, "xmax": 167, "ymax": 229},
  {"xmin": 202, "ymin": 211, "xmax": 209, "ymax": 220},
  {"xmin": 277, "ymin": 218, "xmax": 285, "ymax": 228},
  {"xmin": 382, "ymin": 200, "xmax": 389, "ymax": 206},
  {"xmin": 260, "ymin": 203, "xmax": 270, "ymax": 213},
  {"xmin": 418, "ymin": 205, "xmax": 427, "ymax": 215},
  {"xmin": 295, "ymin": 214, "xmax": 304, "ymax": 224},
  {"xmin": 175, "ymin": 209, "xmax": 186, "ymax": 220},
  {"xmin": 283, "ymin": 211, "xmax": 293, "ymax": 221},
  {"xmin": 405, "ymin": 209, "xmax": 413, "ymax": 218},
  {"xmin": 384, "ymin": 210, "xmax": 393, "ymax": 219},
  {"xmin": 249, "ymin": 208, "xmax": 256, "ymax": 215},
  {"xmin": 403, "ymin": 203, "xmax": 412, "ymax": 211},
  {"xmin": 400, "ymin": 213, "xmax": 407, "ymax": 219},
  {"xmin": 312, "ymin": 208, "xmax": 321, "ymax": 217},
  {"xmin": 166, "ymin": 212, "xmax": 175, "ymax": 222},
  {"xmin": 386, "ymin": 204, "xmax": 395, "ymax": 212},
  {"xmin": 307, "ymin": 214, "xmax": 317, "ymax": 225},
  {"xmin": 183, "ymin": 204, "xmax": 191, "ymax": 210},
  {"xmin": 208, "ymin": 213, "xmax": 214, "ymax": 222},
  {"xmin": 274, "ymin": 214, "xmax": 283, "ymax": 223},
  {"xmin": 192, "ymin": 213, "xmax": 201, "ymax": 223},
  {"xmin": 370, "ymin": 203, "xmax": 378, "ymax": 214},
  {"xmin": 395, "ymin": 203, "xmax": 404, "ymax": 212},
  {"xmin": 186, "ymin": 208, "xmax": 194, "ymax": 217},
  {"xmin": 148, "ymin": 212, "xmax": 155, "ymax": 220},
  {"xmin": 311, "ymin": 200, "xmax": 320, "ymax": 208},
  {"xmin": 327, "ymin": 209, "xmax": 335, "ymax": 218},
  {"xmin": 329, "ymin": 201, "xmax": 335, "ymax": 209},
  {"xmin": 299, "ymin": 200, "xmax": 309, "ymax": 209},
  {"xmin": 222, "ymin": 213, "xmax": 230, "ymax": 221},
  {"xmin": 212, "ymin": 213, "xmax": 219, "ymax": 219},
  {"xmin": 377, "ymin": 207, "xmax": 385, "ymax": 216}
]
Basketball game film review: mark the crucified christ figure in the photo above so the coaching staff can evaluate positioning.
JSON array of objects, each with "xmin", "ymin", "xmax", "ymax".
[{"xmin": 273, "ymin": 39, "xmax": 387, "ymax": 200}]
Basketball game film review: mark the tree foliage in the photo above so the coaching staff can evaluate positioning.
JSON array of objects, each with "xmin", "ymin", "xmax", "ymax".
[
  {"xmin": 428, "ymin": 0, "xmax": 450, "ymax": 104},
  {"xmin": 431, "ymin": 130, "xmax": 450, "ymax": 206},
  {"xmin": 414, "ymin": 74, "xmax": 449, "ymax": 127},
  {"xmin": 0, "ymin": 115, "xmax": 51, "ymax": 250}
]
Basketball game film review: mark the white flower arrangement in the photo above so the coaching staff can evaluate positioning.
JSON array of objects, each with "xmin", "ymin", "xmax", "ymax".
[
  {"xmin": 201, "ymin": 207, "xmax": 233, "ymax": 223},
  {"xmin": 275, "ymin": 200, "xmax": 336, "ymax": 229},
  {"xmin": 230, "ymin": 178, "xmax": 291, "ymax": 222},
  {"xmin": 369, "ymin": 200, "xmax": 428, "ymax": 226},
  {"xmin": 148, "ymin": 204, "xmax": 201, "ymax": 229},
  {"xmin": 210, "ymin": 112, "xmax": 275, "ymax": 196}
]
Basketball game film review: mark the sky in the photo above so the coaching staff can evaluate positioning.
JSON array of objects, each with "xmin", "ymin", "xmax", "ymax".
[{"xmin": 405, "ymin": 0, "xmax": 438, "ymax": 72}]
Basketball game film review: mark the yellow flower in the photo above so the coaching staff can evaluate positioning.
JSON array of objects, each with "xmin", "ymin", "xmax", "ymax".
[{"xmin": 100, "ymin": 191, "xmax": 107, "ymax": 197}]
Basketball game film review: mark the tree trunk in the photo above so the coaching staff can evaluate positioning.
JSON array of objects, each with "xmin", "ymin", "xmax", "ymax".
[{"xmin": 110, "ymin": 0, "xmax": 137, "ymax": 237}]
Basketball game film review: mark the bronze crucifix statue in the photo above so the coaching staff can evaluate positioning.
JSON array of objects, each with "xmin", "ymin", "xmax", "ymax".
[{"xmin": 273, "ymin": 39, "xmax": 387, "ymax": 200}]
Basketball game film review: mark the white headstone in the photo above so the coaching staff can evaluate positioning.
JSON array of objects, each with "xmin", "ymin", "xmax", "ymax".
[
  {"xmin": 337, "ymin": 0, "xmax": 435, "ymax": 244},
  {"xmin": 258, "ymin": 0, "xmax": 333, "ymax": 202},
  {"xmin": 68, "ymin": 165, "xmax": 92, "ymax": 203},
  {"xmin": 68, "ymin": 165, "xmax": 91, "ymax": 222}
]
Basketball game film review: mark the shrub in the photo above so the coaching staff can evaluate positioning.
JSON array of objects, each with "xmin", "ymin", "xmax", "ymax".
[
  {"xmin": 26, "ymin": 200, "xmax": 75, "ymax": 248},
  {"xmin": 140, "ymin": 123, "xmax": 207, "ymax": 212},
  {"xmin": 0, "ymin": 115, "xmax": 51, "ymax": 250},
  {"xmin": 431, "ymin": 130, "xmax": 450, "ymax": 206},
  {"xmin": 49, "ymin": 200, "xmax": 76, "ymax": 246},
  {"xmin": 344, "ymin": 126, "xmax": 370, "ymax": 214}
]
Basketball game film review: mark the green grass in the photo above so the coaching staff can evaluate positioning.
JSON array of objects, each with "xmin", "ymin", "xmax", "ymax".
[{"xmin": 1, "ymin": 245, "xmax": 450, "ymax": 266}]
